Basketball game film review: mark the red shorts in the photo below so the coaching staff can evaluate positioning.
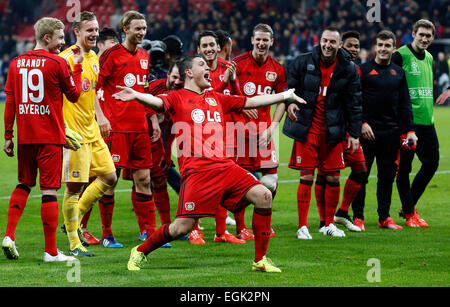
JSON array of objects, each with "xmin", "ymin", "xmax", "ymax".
[
  {"xmin": 106, "ymin": 132, "xmax": 152, "ymax": 170},
  {"xmin": 122, "ymin": 138, "xmax": 167, "ymax": 181},
  {"xmin": 235, "ymin": 138, "xmax": 278, "ymax": 172},
  {"xmin": 176, "ymin": 164, "xmax": 261, "ymax": 218},
  {"xmin": 342, "ymin": 140, "xmax": 367, "ymax": 172},
  {"xmin": 17, "ymin": 144, "xmax": 62, "ymax": 189},
  {"xmin": 289, "ymin": 133, "xmax": 345, "ymax": 172}
]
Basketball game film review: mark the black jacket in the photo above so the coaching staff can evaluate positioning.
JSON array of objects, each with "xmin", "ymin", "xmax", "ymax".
[{"xmin": 283, "ymin": 46, "xmax": 362, "ymax": 144}]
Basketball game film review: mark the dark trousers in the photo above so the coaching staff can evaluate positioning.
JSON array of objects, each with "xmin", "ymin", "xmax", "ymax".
[
  {"xmin": 396, "ymin": 124, "xmax": 439, "ymax": 214},
  {"xmin": 352, "ymin": 130, "xmax": 401, "ymax": 221}
]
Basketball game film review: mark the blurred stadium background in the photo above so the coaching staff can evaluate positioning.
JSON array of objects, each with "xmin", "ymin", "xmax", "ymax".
[{"xmin": 0, "ymin": 0, "xmax": 449, "ymax": 101}]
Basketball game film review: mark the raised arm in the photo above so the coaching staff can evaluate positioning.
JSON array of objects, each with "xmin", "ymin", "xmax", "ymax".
[
  {"xmin": 112, "ymin": 86, "xmax": 165, "ymax": 112},
  {"xmin": 244, "ymin": 89, "xmax": 305, "ymax": 109}
]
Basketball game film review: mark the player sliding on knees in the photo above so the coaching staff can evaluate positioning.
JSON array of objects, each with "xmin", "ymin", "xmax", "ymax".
[{"xmin": 113, "ymin": 55, "xmax": 305, "ymax": 272}]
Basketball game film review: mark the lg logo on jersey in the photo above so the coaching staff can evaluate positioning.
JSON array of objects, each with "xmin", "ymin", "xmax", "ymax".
[
  {"xmin": 243, "ymin": 82, "xmax": 273, "ymax": 96},
  {"xmin": 191, "ymin": 109, "xmax": 221, "ymax": 124},
  {"xmin": 123, "ymin": 73, "xmax": 146, "ymax": 87}
]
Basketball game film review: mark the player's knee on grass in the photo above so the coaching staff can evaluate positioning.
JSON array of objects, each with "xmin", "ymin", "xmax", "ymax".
[
  {"xmin": 245, "ymin": 184, "xmax": 272, "ymax": 209},
  {"xmin": 260, "ymin": 173, "xmax": 278, "ymax": 193},
  {"xmin": 169, "ymin": 218, "xmax": 196, "ymax": 238}
]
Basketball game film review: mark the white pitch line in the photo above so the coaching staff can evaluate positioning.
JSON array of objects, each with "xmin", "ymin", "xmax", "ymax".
[{"xmin": 0, "ymin": 171, "xmax": 449, "ymax": 201}]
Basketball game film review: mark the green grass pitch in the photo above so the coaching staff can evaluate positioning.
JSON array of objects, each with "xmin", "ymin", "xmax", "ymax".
[{"xmin": 0, "ymin": 102, "xmax": 449, "ymax": 287}]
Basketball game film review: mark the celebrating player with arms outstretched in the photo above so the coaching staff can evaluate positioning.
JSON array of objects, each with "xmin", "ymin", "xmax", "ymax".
[{"xmin": 113, "ymin": 55, "xmax": 305, "ymax": 272}]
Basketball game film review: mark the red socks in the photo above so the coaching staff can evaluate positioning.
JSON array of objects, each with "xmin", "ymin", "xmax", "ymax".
[
  {"xmin": 132, "ymin": 189, "xmax": 156, "ymax": 236},
  {"xmin": 153, "ymin": 186, "xmax": 171, "ymax": 225},
  {"xmin": 325, "ymin": 181, "xmax": 340, "ymax": 226},
  {"xmin": 137, "ymin": 223, "xmax": 173, "ymax": 255},
  {"xmin": 80, "ymin": 208, "xmax": 92, "ymax": 229},
  {"xmin": 314, "ymin": 174, "xmax": 326, "ymax": 224},
  {"xmin": 41, "ymin": 195, "xmax": 59, "ymax": 256},
  {"xmin": 297, "ymin": 179, "xmax": 313, "ymax": 228},
  {"xmin": 99, "ymin": 194, "xmax": 115, "ymax": 238},
  {"xmin": 215, "ymin": 205, "xmax": 227, "ymax": 236},
  {"xmin": 339, "ymin": 178, "xmax": 361, "ymax": 212},
  {"xmin": 5, "ymin": 184, "xmax": 30, "ymax": 241},
  {"xmin": 252, "ymin": 207, "xmax": 272, "ymax": 263},
  {"xmin": 234, "ymin": 203, "xmax": 248, "ymax": 234}
]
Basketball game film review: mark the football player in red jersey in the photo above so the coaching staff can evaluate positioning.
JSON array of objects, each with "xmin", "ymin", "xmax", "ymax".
[
  {"xmin": 114, "ymin": 55, "xmax": 305, "ymax": 272},
  {"xmin": 232, "ymin": 24, "xmax": 288, "ymax": 238},
  {"xmin": 95, "ymin": 11, "xmax": 156, "ymax": 248},
  {"xmin": 192, "ymin": 30, "xmax": 246, "ymax": 244},
  {"xmin": 2, "ymin": 17, "xmax": 83, "ymax": 262}
]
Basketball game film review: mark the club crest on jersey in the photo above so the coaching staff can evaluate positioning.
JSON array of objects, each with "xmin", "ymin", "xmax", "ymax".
[
  {"xmin": 205, "ymin": 98, "xmax": 217, "ymax": 106},
  {"xmin": 191, "ymin": 109, "xmax": 205, "ymax": 123},
  {"xmin": 140, "ymin": 59, "xmax": 148, "ymax": 69},
  {"xmin": 243, "ymin": 82, "xmax": 256, "ymax": 95},
  {"xmin": 184, "ymin": 202, "xmax": 195, "ymax": 211},
  {"xmin": 72, "ymin": 171, "xmax": 80, "ymax": 178},
  {"xmin": 219, "ymin": 74, "xmax": 225, "ymax": 82},
  {"xmin": 266, "ymin": 71, "xmax": 277, "ymax": 82},
  {"xmin": 92, "ymin": 64, "xmax": 99, "ymax": 74},
  {"xmin": 112, "ymin": 154, "xmax": 120, "ymax": 163},
  {"xmin": 82, "ymin": 78, "xmax": 91, "ymax": 92},
  {"xmin": 124, "ymin": 73, "xmax": 136, "ymax": 87}
]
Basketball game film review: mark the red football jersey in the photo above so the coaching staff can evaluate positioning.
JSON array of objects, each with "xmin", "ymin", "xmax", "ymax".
[
  {"xmin": 310, "ymin": 59, "xmax": 337, "ymax": 135},
  {"xmin": 4, "ymin": 49, "xmax": 81, "ymax": 144},
  {"xmin": 159, "ymin": 89, "xmax": 247, "ymax": 177},
  {"xmin": 233, "ymin": 51, "xmax": 287, "ymax": 128},
  {"xmin": 97, "ymin": 44, "xmax": 150, "ymax": 133}
]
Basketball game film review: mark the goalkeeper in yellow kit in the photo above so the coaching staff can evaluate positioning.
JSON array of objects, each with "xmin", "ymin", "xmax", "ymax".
[{"xmin": 59, "ymin": 11, "xmax": 117, "ymax": 256}]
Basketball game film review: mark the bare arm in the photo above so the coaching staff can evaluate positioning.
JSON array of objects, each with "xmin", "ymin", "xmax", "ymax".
[
  {"xmin": 112, "ymin": 86, "xmax": 164, "ymax": 112},
  {"xmin": 94, "ymin": 94, "xmax": 111, "ymax": 138},
  {"xmin": 245, "ymin": 89, "xmax": 305, "ymax": 109}
]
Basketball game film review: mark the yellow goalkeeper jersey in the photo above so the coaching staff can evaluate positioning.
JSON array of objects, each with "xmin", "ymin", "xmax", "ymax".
[{"xmin": 60, "ymin": 45, "xmax": 101, "ymax": 143}]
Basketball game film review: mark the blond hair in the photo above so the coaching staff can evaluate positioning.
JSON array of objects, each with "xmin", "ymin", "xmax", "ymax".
[
  {"xmin": 34, "ymin": 17, "xmax": 65, "ymax": 42},
  {"xmin": 252, "ymin": 23, "xmax": 273, "ymax": 38},
  {"xmin": 120, "ymin": 11, "xmax": 146, "ymax": 30},
  {"xmin": 72, "ymin": 11, "xmax": 96, "ymax": 30}
]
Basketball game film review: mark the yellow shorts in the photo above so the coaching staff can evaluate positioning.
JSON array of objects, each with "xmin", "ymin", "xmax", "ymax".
[{"xmin": 62, "ymin": 138, "xmax": 116, "ymax": 183}]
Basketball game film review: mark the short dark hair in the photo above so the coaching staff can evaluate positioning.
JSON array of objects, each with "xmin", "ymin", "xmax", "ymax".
[
  {"xmin": 197, "ymin": 30, "xmax": 218, "ymax": 47},
  {"xmin": 342, "ymin": 30, "xmax": 360, "ymax": 42},
  {"xmin": 322, "ymin": 26, "xmax": 341, "ymax": 38},
  {"xmin": 215, "ymin": 29, "xmax": 232, "ymax": 49},
  {"xmin": 376, "ymin": 30, "xmax": 396, "ymax": 46},
  {"xmin": 98, "ymin": 27, "xmax": 119, "ymax": 43},
  {"xmin": 178, "ymin": 55, "xmax": 202, "ymax": 81},
  {"xmin": 413, "ymin": 19, "xmax": 435, "ymax": 35}
]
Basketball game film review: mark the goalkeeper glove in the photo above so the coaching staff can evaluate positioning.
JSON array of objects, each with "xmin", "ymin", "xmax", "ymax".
[{"xmin": 65, "ymin": 122, "xmax": 83, "ymax": 150}]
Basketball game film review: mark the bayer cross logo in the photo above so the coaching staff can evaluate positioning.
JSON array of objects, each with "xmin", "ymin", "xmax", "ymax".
[
  {"xmin": 124, "ymin": 73, "xmax": 136, "ymax": 87},
  {"xmin": 243, "ymin": 82, "xmax": 256, "ymax": 96},
  {"xmin": 191, "ymin": 109, "xmax": 205, "ymax": 123}
]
